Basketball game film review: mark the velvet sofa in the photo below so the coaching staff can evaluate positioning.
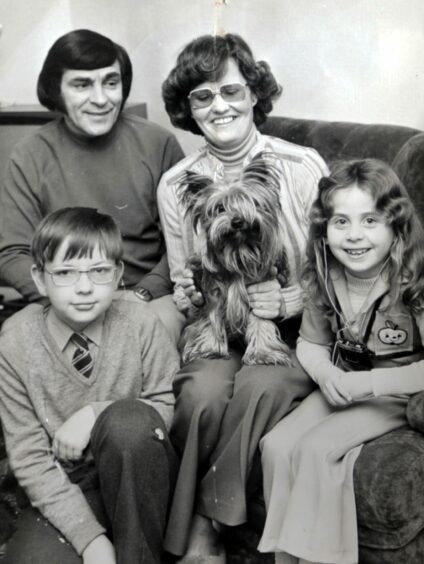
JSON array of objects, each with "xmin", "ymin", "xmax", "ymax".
[
  {"xmin": 2, "ymin": 116, "xmax": 424, "ymax": 562},
  {"xmin": 223, "ymin": 116, "xmax": 424, "ymax": 564}
]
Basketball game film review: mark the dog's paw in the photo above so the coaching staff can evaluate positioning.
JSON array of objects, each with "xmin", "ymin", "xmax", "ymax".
[
  {"xmin": 242, "ymin": 348, "xmax": 293, "ymax": 366},
  {"xmin": 182, "ymin": 347, "xmax": 231, "ymax": 364}
]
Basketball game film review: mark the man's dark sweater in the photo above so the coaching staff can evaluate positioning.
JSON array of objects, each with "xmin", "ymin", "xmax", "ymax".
[{"xmin": 0, "ymin": 112, "xmax": 184, "ymax": 301}]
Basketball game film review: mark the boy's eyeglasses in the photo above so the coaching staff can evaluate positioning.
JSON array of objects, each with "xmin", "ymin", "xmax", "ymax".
[
  {"xmin": 187, "ymin": 82, "xmax": 247, "ymax": 109},
  {"xmin": 44, "ymin": 266, "xmax": 118, "ymax": 286}
]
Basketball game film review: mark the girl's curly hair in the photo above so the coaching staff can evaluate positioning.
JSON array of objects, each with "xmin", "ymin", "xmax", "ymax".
[
  {"xmin": 304, "ymin": 158, "xmax": 424, "ymax": 314},
  {"xmin": 162, "ymin": 33, "xmax": 282, "ymax": 135}
]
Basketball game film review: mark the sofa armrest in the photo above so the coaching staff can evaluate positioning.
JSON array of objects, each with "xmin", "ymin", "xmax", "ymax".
[{"xmin": 406, "ymin": 391, "xmax": 424, "ymax": 433}]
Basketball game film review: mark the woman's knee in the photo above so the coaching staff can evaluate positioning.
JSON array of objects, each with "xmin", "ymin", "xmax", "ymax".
[
  {"xmin": 173, "ymin": 357, "xmax": 240, "ymax": 410},
  {"xmin": 235, "ymin": 366, "xmax": 310, "ymax": 408}
]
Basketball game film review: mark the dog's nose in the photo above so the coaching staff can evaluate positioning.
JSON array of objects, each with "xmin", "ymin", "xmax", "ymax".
[{"xmin": 231, "ymin": 217, "xmax": 245, "ymax": 229}]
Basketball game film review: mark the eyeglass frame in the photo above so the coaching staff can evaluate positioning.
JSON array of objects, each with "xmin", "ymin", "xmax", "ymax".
[
  {"xmin": 43, "ymin": 265, "xmax": 119, "ymax": 287},
  {"xmin": 187, "ymin": 82, "xmax": 248, "ymax": 109}
]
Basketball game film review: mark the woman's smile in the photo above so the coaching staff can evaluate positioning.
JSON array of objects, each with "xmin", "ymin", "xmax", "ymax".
[{"xmin": 190, "ymin": 58, "xmax": 257, "ymax": 150}]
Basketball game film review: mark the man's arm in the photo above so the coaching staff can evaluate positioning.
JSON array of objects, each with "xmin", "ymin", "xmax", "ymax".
[
  {"xmin": 0, "ymin": 147, "xmax": 43, "ymax": 301},
  {"xmin": 134, "ymin": 252, "xmax": 172, "ymax": 299},
  {"xmin": 136, "ymin": 134, "xmax": 185, "ymax": 298}
]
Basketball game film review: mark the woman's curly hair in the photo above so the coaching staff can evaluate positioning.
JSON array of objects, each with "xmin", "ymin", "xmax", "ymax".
[
  {"xmin": 162, "ymin": 33, "xmax": 282, "ymax": 135},
  {"xmin": 304, "ymin": 158, "xmax": 424, "ymax": 314}
]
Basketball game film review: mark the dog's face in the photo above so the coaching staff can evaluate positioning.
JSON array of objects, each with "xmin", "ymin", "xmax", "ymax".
[
  {"xmin": 198, "ymin": 180, "xmax": 282, "ymax": 275},
  {"xmin": 178, "ymin": 153, "xmax": 286, "ymax": 281}
]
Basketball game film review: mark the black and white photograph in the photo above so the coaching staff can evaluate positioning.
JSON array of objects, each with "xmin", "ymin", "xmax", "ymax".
[{"xmin": 0, "ymin": 2, "xmax": 424, "ymax": 563}]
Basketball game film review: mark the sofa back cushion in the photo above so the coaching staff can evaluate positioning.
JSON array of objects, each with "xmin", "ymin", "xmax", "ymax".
[{"xmin": 260, "ymin": 116, "xmax": 424, "ymax": 219}]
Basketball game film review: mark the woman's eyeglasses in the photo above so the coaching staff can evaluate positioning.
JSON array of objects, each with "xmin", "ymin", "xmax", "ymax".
[
  {"xmin": 44, "ymin": 265, "xmax": 118, "ymax": 286},
  {"xmin": 188, "ymin": 82, "xmax": 247, "ymax": 109}
]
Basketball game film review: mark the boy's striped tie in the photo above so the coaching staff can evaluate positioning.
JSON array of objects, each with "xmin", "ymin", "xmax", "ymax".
[{"xmin": 71, "ymin": 333, "xmax": 93, "ymax": 377}]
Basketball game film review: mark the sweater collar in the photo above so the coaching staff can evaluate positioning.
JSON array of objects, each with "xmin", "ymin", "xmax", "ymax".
[
  {"xmin": 328, "ymin": 262, "xmax": 390, "ymax": 318},
  {"xmin": 205, "ymin": 124, "xmax": 258, "ymax": 178},
  {"xmin": 58, "ymin": 114, "xmax": 121, "ymax": 148},
  {"xmin": 45, "ymin": 307, "xmax": 104, "ymax": 352}
]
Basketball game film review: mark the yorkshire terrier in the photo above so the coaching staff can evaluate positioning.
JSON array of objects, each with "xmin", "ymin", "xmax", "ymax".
[{"xmin": 177, "ymin": 152, "xmax": 292, "ymax": 366}]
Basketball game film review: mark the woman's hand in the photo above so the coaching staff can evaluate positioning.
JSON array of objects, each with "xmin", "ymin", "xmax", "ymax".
[
  {"xmin": 175, "ymin": 268, "xmax": 204, "ymax": 307},
  {"xmin": 316, "ymin": 368, "xmax": 353, "ymax": 407},
  {"xmin": 83, "ymin": 535, "xmax": 116, "ymax": 564},
  {"xmin": 53, "ymin": 405, "xmax": 95, "ymax": 461},
  {"xmin": 247, "ymin": 279, "xmax": 282, "ymax": 319}
]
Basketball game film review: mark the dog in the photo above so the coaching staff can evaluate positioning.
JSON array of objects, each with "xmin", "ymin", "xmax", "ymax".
[{"xmin": 177, "ymin": 152, "xmax": 292, "ymax": 366}]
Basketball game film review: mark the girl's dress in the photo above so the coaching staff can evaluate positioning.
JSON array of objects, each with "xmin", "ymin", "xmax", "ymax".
[{"xmin": 258, "ymin": 264, "xmax": 424, "ymax": 564}]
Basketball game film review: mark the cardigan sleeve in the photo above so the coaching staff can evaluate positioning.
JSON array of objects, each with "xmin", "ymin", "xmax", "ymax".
[{"xmin": 157, "ymin": 173, "xmax": 190, "ymax": 284}]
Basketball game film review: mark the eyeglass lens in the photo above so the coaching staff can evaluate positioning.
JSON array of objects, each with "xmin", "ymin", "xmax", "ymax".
[
  {"xmin": 47, "ymin": 266, "xmax": 116, "ymax": 286},
  {"xmin": 188, "ymin": 83, "xmax": 246, "ymax": 109}
]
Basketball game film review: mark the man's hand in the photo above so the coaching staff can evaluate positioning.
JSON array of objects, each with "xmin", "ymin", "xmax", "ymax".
[
  {"xmin": 83, "ymin": 535, "xmax": 116, "ymax": 564},
  {"xmin": 247, "ymin": 279, "xmax": 282, "ymax": 319},
  {"xmin": 53, "ymin": 405, "xmax": 95, "ymax": 461}
]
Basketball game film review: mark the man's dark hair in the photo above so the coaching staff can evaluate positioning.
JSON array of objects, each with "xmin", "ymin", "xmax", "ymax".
[{"xmin": 37, "ymin": 29, "xmax": 132, "ymax": 112}]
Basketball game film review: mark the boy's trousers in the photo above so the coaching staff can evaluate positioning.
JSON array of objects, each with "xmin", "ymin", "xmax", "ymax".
[{"xmin": 4, "ymin": 399, "xmax": 178, "ymax": 564}]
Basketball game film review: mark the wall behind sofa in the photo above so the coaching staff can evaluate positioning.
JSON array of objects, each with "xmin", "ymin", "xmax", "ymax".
[{"xmin": 0, "ymin": 0, "xmax": 423, "ymax": 154}]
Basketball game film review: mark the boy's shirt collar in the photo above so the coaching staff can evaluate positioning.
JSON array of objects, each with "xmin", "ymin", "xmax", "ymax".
[{"xmin": 45, "ymin": 307, "xmax": 104, "ymax": 352}]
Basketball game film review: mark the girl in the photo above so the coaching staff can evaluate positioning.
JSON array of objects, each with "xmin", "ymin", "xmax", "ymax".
[{"xmin": 258, "ymin": 158, "xmax": 424, "ymax": 564}]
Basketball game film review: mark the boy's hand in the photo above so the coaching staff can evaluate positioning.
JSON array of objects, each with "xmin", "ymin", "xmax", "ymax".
[
  {"xmin": 317, "ymin": 369, "xmax": 352, "ymax": 407},
  {"xmin": 247, "ymin": 279, "xmax": 282, "ymax": 319},
  {"xmin": 53, "ymin": 405, "xmax": 95, "ymax": 461},
  {"xmin": 339, "ymin": 371, "xmax": 374, "ymax": 402},
  {"xmin": 83, "ymin": 535, "xmax": 116, "ymax": 564}
]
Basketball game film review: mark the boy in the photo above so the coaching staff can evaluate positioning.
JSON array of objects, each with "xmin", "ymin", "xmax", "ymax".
[{"xmin": 0, "ymin": 207, "xmax": 179, "ymax": 564}]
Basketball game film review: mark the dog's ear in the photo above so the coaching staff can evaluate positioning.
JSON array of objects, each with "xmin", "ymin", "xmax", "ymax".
[
  {"xmin": 241, "ymin": 151, "xmax": 281, "ymax": 192},
  {"xmin": 177, "ymin": 170, "xmax": 214, "ymax": 214}
]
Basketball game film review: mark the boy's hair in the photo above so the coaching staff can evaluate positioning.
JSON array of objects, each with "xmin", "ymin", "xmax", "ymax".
[
  {"xmin": 305, "ymin": 158, "xmax": 424, "ymax": 313},
  {"xmin": 37, "ymin": 29, "xmax": 132, "ymax": 113},
  {"xmin": 162, "ymin": 33, "xmax": 282, "ymax": 135},
  {"xmin": 31, "ymin": 207, "xmax": 124, "ymax": 269}
]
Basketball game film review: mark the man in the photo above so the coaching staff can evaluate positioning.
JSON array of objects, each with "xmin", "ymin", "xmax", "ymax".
[{"xmin": 0, "ymin": 29, "xmax": 185, "ymax": 336}]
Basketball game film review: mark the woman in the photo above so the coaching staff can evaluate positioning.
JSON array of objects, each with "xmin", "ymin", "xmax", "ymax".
[{"xmin": 158, "ymin": 33, "xmax": 328, "ymax": 562}]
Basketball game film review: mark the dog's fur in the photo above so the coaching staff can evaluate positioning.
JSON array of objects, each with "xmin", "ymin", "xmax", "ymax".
[{"xmin": 177, "ymin": 152, "xmax": 292, "ymax": 366}]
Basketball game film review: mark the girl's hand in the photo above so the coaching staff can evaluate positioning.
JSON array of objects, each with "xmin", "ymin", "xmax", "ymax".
[
  {"xmin": 247, "ymin": 279, "xmax": 282, "ymax": 319},
  {"xmin": 317, "ymin": 369, "xmax": 352, "ymax": 407},
  {"xmin": 83, "ymin": 535, "xmax": 116, "ymax": 564},
  {"xmin": 175, "ymin": 268, "xmax": 204, "ymax": 307},
  {"xmin": 53, "ymin": 405, "xmax": 95, "ymax": 461},
  {"xmin": 339, "ymin": 371, "xmax": 374, "ymax": 402}
]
